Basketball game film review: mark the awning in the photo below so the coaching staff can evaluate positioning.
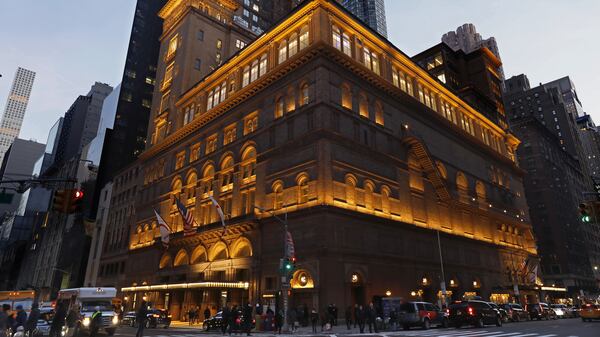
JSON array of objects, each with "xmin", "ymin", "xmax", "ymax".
[{"xmin": 121, "ymin": 281, "xmax": 249, "ymax": 292}]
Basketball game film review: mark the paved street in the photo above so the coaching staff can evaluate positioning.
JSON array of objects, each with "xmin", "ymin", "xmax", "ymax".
[{"xmin": 112, "ymin": 319, "xmax": 599, "ymax": 337}]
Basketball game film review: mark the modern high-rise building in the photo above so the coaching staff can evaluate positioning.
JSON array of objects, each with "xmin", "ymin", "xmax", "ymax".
[
  {"xmin": 0, "ymin": 67, "xmax": 36, "ymax": 164},
  {"xmin": 544, "ymin": 76, "xmax": 585, "ymax": 119},
  {"xmin": 340, "ymin": 0, "xmax": 387, "ymax": 37},
  {"xmin": 504, "ymin": 74, "xmax": 599, "ymax": 294},
  {"xmin": 442, "ymin": 24, "xmax": 504, "ymax": 81},
  {"xmin": 96, "ymin": 0, "xmax": 539, "ymax": 316}
]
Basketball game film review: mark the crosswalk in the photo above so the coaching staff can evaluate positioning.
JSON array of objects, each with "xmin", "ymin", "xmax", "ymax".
[{"xmin": 390, "ymin": 329, "xmax": 564, "ymax": 337}]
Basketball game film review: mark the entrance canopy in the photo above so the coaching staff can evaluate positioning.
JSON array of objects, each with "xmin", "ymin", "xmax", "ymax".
[{"xmin": 121, "ymin": 281, "xmax": 249, "ymax": 292}]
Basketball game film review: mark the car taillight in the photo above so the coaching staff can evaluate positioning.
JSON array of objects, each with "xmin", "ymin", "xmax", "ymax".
[{"xmin": 468, "ymin": 307, "xmax": 474, "ymax": 316}]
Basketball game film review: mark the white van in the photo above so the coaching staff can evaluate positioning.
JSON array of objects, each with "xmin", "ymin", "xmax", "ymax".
[{"xmin": 57, "ymin": 288, "xmax": 119, "ymax": 336}]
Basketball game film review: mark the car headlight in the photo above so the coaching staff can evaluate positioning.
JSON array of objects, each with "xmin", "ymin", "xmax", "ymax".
[
  {"xmin": 112, "ymin": 316, "xmax": 119, "ymax": 325},
  {"xmin": 83, "ymin": 317, "xmax": 91, "ymax": 327}
]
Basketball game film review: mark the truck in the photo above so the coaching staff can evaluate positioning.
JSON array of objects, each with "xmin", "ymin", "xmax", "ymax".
[
  {"xmin": 57, "ymin": 287, "xmax": 119, "ymax": 336},
  {"xmin": 0, "ymin": 290, "xmax": 36, "ymax": 312}
]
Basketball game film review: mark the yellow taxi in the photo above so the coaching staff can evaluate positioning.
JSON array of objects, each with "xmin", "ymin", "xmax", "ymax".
[{"xmin": 580, "ymin": 303, "xmax": 600, "ymax": 321}]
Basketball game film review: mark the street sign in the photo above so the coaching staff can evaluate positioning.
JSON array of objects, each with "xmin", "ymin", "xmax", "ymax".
[{"xmin": 0, "ymin": 192, "xmax": 14, "ymax": 204}]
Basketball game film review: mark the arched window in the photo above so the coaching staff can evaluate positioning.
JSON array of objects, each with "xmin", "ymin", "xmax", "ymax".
[
  {"xmin": 220, "ymin": 156, "xmax": 234, "ymax": 191},
  {"xmin": 375, "ymin": 101, "xmax": 384, "ymax": 125},
  {"xmin": 359, "ymin": 93, "xmax": 369, "ymax": 118},
  {"xmin": 297, "ymin": 173, "xmax": 309, "ymax": 204},
  {"xmin": 364, "ymin": 180, "xmax": 375, "ymax": 210},
  {"xmin": 341, "ymin": 84, "xmax": 352, "ymax": 110},
  {"xmin": 380, "ymin": 185, "xmax": 391, "ymax": 214},
  {"xmin": 278, "ymin": 39, "xmax": 287, "ymax": 63},
  {"xmin": 300, "ymin": 83, "xmax": 309, "ymax": 106},
  {"xmin": 201, "ymin": 164, "xmax": 215, "ymax": 195},
  {"xmin": 191, "ymin": 245, "xmax": 208, "ymax": 264},
  {"xmin": 436, "ymin": 161, "xmax": 447, "ymax": 180},
  {"xmin": 288, "ymin": 33, "xmax": 298, "ymax": 57},
  {"xmin": 342, "ymin": 32, "xmax": 351, "ymax": 56},
  {"xmin": 456, "ymin": 172, "xmax": 469, "ymax": 203},
  {"xmin": 408, "ymin": 153, "xmax": 424, "ymax": 192},
  {"xmin": 272, "ymin": 181, "xmax": 284, "ymax": 210},
  {"xmin": 345, "ymin": 174, "xmax": 357, "ymax": 205},
  {"xmin": 174, "ymin": 249, "xmax": 189, "ymax": 266},
  {"xmin": 241, "ymin": 146, "xmax": 256, "ymax": 181},
  {"xmin": 209, "ymin": 241, "xmax": 229, "ymax": 261},
  {"xmin": 231, "ymin": 237, "xmax": 253, "ymax": 258},
  {"xmin": 159, "ymin": 254, "xmax": 172, "ymax": 269},
  {"xmin": 287, "ymin": 87, "xmax": 296, "ymax": 112},
  {"xmin": 275, "ymin": 96, "xmax": 285, "ymax": 118},
  {"xmin": 172, "ymin": 177, "xmax": 183, "ymax": 199},
  {"xmin": 475, "ymin": 180, "xmax": 486, "ymax": 201},
  {"xmin": 332, "ymin": 25, "xmax": 342, "ymax": 50},
  {"xmin": 186, "ymin": 171, "xmax": 197, "ymax": 199},
  {"xmin": 299, "ymin": 26, "xmax": 309, "ymax": 50}
]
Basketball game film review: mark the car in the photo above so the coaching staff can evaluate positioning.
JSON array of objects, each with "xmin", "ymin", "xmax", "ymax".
[
  {"xmin": 550, "ymin": 304, "xmax": 571, "ymax": 318},
  {"xmin": 34, "ymin": 319, "xmax": 52, "ymax": 336},
  {"xmin": 203, "ymin": 310, "xmax": 255, "ymax": 332},
  {"xmin": 580, "ymin": 304, "xmax": 600, "ymax": 322},
  {"xmin": 525, "ymin": 303, "xmax": 557, "ymax": 320},
  {"xmin": 448, "ymin": 300, "xmax": 503, "ymax": 328},
  {"xmin": 501, "ymin": 303, "xmax": 530, "ymax": 322},
  {"xmin": 121, "ymin": 309, "xmax": 171, "ymax": 328},
  {"xmin": 397, "ymin": 301, "xmax": 449, "ymax": 330},
  {"xmin": 488, "ymin": 303, "xmax": 509, "ymax": 323}
]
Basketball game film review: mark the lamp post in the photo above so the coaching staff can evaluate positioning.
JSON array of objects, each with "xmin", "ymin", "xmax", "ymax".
[
  {"xmin": 254, "ymin": 205, "xmax": 290, "ymax": 332},
  {"xmin": 436, "ymin": 230, "xmax": 447, "ymax": 307}
]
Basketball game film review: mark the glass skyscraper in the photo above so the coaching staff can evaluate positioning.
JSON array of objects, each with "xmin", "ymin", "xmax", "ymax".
[{"xmin": 340, "ymin": 0, "xmax": 387, "ymax": 37}]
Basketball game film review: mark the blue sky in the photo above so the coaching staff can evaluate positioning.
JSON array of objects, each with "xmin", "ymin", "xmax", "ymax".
[{"xmin": 1, "ymin": 0, "xmax": 599, "ymax": 143}]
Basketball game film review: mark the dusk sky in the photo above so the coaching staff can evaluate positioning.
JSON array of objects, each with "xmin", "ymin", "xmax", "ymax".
[{"xmin": 1, "ymin": 0, "xmax": 599, "ymax": 144}]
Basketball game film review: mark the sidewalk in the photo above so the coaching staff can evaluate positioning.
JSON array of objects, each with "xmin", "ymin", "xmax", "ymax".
[{"xmin": 168, "ymin": 321, "xmax": 387, "ymax": 336}]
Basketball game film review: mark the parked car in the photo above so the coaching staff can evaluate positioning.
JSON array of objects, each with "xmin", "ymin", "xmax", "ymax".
[
  {"xmin": 121, "ymin": 309, "xmax": 171, "ymax": 328},
  {"xmin": 501, "ymin": 303, "xmax": 530, "ymax": 322},
  {"xmin": 203, "ymin": 311, "xmax": 256, "ymax": 332},
  {"xmin": 550, "ymin": 304, "xmax": 571, "ymax": 318},
  {"xmin": 580, "ymin": 304, "xmax": 600, "ymax": 322},
  {"xmin": 397, "ymin": 301, "xmax": 448, "ymax": 330},
  {"xmin": 525, "ymin": 303, "xmax": 557, "ymax": 320},
  {"xmin": 448, "ymin": 300, "xmax": 503, "ymax": 328},
  {"xmin": 488, "ymin": 303, "xmax": 509, "ymax": 323},
  {"xmin": 34, "ymin": 319, "xmax": 52, "ymax": 336}
]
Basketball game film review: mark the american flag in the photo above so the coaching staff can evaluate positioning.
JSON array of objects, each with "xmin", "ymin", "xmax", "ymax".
[{"xmin": 175, "ymin": 197, "xmax": 196, "ymax": 236}]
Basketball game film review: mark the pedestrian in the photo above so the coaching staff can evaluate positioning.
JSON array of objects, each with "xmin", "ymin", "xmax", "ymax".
[
  {"xmin": 89, "ymin": 306, "xmax": 102, "ymax": 337},
  {"xmin": 389, "ymin": 308, "xmax": 397, "ymax": 331},
  {"xmin": 302, "ymin": 304, "xmax": 308, "ymax": 327},
  {"xmin": 135, "ymin": 301, "xmax": 148, "ymax": 337},
  {"xmin": 25, "ymin": 302, "xmax": 41, "ymax": 337},
  {"xmin": 288, "ymin": 307, "xmax": 297, "ymax": 333},
  {"xmin": 50, "ymin": 303, "xmax": 66, "ymax": 337},
  {"xmin": 1, "ymin": 304, "xmax": 10, "ymax": 337},
  {"xmin": 356, "ymin": 305, "xmax": 365, "ymax": 333},
  {"xmin": 353, "ymin": 304, "xmax": 359, "ymax": 328},
  {"xmin": 221, "ymin": 305, "xmax": 230, "ymax": 335},
  {"xmin": 310, "ymin": 308, "xmax": 318, "ymax": 333},
  {"xmin": 274, "ymin": 309, "xmax": 283, "ymax": 334},
  {"xmin": 14, "ymin": 305, "xmax": 27, "ymax": 331},
  {"xmin": 66, "ymin": 305, "xmax": 79, "ymax": 333},
  {"xmin": 195, "ymin": 306, "xmax": 200, "ymax": 324},
  {"xmin": 204, "ymin": 307, "xmax": 211, "ymax": 322},
  {"xmin": 332, "ymin": 304, "xmax": 338, "ymax": 326},
  {"xmin": 243, "ymin": 304, "xmax": 253, "ymax": 336},
  {"xmin": 345, "ymin": 305, "xmax": 352, "ymax": 330},
  {"xmin": 229, "ymin": 305, "xmax": 238, "ymax": 335},
  {"xmin": 366, "ymin": 302, "xmax": 378, "ymax": 333},
  {"xmin": 188, "ymin": 308, "xmax": 194, "ymax": 326}
]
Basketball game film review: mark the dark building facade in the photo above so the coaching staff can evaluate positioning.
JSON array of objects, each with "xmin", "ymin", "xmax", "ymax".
[
  {"xmin": 504, "ymin": 75, "xmax": 598, "ymax": 295},
  {"xmin": 94, "ymin": 0, "xmax": 539, "ymax": 318},
  {"xmin": 413, "ymin": 42, "xmax": 507, "ymax": 130}
]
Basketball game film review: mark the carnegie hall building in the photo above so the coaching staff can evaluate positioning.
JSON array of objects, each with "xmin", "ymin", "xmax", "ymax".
[{"xmin": 97, "ymin": 0, "xmax": 539, "ymax": 319}]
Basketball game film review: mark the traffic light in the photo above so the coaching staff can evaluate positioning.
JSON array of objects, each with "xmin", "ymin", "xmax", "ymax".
[
  {"xmin": 52, "ymin": 190, "xmax": 68, "ymax": 213},
  {"xmin": 282, "ymin": 256, "xmax": 296, "ymax": 274},
  {"xmin": 579, "ymin": 203, "xmax": 591, "ymax": 223},
  {"xmin": 68, "ymin": 189, "xmax": 85, "ymax": 213}
]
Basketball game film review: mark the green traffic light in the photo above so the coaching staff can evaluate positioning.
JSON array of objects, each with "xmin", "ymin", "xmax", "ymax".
[{"xmin": 285, "ymin": 264, "xmax": 292, "ymax": 270}]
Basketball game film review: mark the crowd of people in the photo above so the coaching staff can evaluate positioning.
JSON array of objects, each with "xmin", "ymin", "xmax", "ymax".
[{"xmin": 0, "ymin": 303, "xmax": 41, "ymax": 337}]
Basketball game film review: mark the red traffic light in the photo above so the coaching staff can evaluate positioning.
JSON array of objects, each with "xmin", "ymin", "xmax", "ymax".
[{"xmin": 73, "ymin": 190, "xmax": 84, "ymax": 199}]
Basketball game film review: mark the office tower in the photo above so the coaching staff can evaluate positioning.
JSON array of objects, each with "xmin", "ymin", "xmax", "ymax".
[
  {"xmin": 413, "ymin": 42, "xmax": 507, "ymax": 130},
  {"xmin": 544, "ymin": 76, "xmax": 585, "ymax": 119},
  {"xmin": 442, "ymin": 24, "xmax": 504, "ymax": 81},
  {"xmin": 504, "ymin": 74, "xmax": 599, "ymax": 294},
  {"xmin": 101, "ymin": 0, "xmax": 538, "ymax": 314},
  {"xmin": 0, "ymin": 67, "xmax": 36, "ymax": 163},
  {"xmin": 340, "ymin": 0, "xmax": 387, "ymax": 37}
]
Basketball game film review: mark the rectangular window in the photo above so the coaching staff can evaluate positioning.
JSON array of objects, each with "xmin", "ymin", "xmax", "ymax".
[
  {"xmin": 167, "ymin": 35, "xmax": 178, "ymax": 58},
  {"xmin": 197, "ymin": 30, "xmax": 204, "ymax": 41},
  {"xmin": 162, "ymin": 62, "xmax": 174, "ymax": 89},
  {"xmin": 160, "ymin": 92, "xmax": 170, "ymax": 112},
  {"xmin": 175, "ymin": 151, "xmax": 186, "ymax": 170},
  {"xmin": 299, "ymin": 29, "xmax": 309, "ymax": 50},
  {"xmin": 342, "ymin": 33, "xmax": 351, "ymax": 56},
  {"xmin": 206, "ymin": 135, "xmax": 218, "ymax": 154},
  {"xmin": 194, "ymin": 58, "xmax": 201, "ymax": 70},
  {"xmin": 278, "ymin": 44, "xmax": 287, "ymax": 63},
  {"xmin": 392, "ymin": 70, "xmax": 399, "ymax": 87},
  {"xmin": 190, "ymin": 143, "xmax": 201, "ymax": 162},
  {"xmin": 244, "ymin": 113, "xmax": 258, "ymax": 135},
  {"xmin": 259, "ymin": 54, "xmax": 267, "ymax": 76},
  {"xmin": 223, "ymin": 124, "xmax": 236, "ymax": 145},
  {"xmin": 250, "ymin": 59, "xmax": 259, "ymax": 82}
]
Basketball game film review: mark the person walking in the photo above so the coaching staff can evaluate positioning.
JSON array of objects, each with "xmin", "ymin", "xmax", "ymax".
[
  {"xmin": 50, "ymin": 303, "xmax": 66, "ymax": 337},
  {"xmin": 243, "ymin": 304, "xmax": 253, "ymax": 336},
  {"xmin": 1, "ymin": 304, "xmax": 10, "ymax": 337},
  {"xmin": 356, "ymin": 305, "xmax": 365, "ymax": 333},
  {"xmin": 274, "ymin": 309, "xmax": 283, "ymax": 334},
  {"xmin": 25, "ymin": 303, "xmax": 41, "ymax": 337},
  {"xmin": 345, "ymin": 305, "xmax": 352, "ymax": 330},
  {"xmin": 204, "ymin": 307, "xmax": 211, "ymax": 322},
  {"xmin": 221, "ymin": 305, "xmax": 230, "ymax": 335},
  {"xmin": 188, "ymin": 308, "xmax": 194, "ymax": 326},
  {"xmin": 366, "ymin": 302, "xmax": 378, "ymax": 333},
  {"xmin": 135, "ymin": 301, "xmax": 148, "ymax": 337},
  {"xmin": 353, "ymin": 304, "xmax": 359, "ymax": 329},
  {"xmin": 89, "ymin": 307, "xmax": 102, "ymax": 337},
  {"xmin": 14, "ymin": 305, "xmax": 27, "ymax": 331},
  {"xmin": 310, "ymin": 308, "xmax": 318, "ymax": 333},
  {"xmin": 332, "ymin": 304, "xmax": 338, "ymax": 326},
  {"xmin": 287, "ymin": 307, "xmax": 297, "ymax": 333}
]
